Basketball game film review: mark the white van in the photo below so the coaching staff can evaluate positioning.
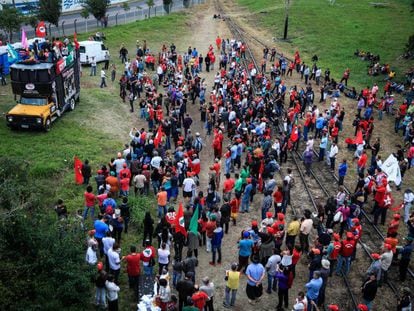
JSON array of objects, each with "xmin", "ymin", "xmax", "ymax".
[{"xmin": 78, "ymin": 41, "xmax": 110, "ymax": 64}]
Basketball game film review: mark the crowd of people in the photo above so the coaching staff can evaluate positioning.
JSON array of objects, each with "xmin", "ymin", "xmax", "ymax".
[{"xmin": 61, "ymin": 31, "xmax": 414, "ymax": 311}]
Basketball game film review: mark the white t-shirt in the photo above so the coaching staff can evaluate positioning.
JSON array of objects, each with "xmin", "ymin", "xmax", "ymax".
[
  {"xmin": 86, "ymin": 247, "xmax": 98, "ymax": 265},
  {"xmin": 300, "ymin": 219, "xmax": 313, "ymax": 235},
  {"xmin": 151, "ymin": 156, "xmax": 162, "ymax": 169},
  {"xmin": 103, "ymin": 237, "xmax": 115, "ymax": 255},
  {"xmin": 183, "ymin": 178, "xmax": 195, "ymax": 192},
  {"xmin": 329, "ymin": 145, "xmax": 338, "ymax": 158},
  {"xmin": 158, "ymin": 248, "xmax": 170, "ymax": 265},
  {"xmin": 108, "ymin": 248, "xmax": 121, "ymax": 270}
]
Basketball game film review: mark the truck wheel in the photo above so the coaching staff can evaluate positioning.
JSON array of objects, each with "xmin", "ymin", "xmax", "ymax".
[
  {"xmin": 44, "ymin": 118, "xmax": 51, "ymax": 132},
  {"xmin": 70, "ymin": 98, "xmax": 76, "ymax": 111}
]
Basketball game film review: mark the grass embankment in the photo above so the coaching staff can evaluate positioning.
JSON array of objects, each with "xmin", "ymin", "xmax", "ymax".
[
  {"xmin": 237, "ymin": 0, "xmax": 414, "ymax": 90},
  {"xmin": 0, "ymin": 12, "xmax": 188, "ymax": 310}
]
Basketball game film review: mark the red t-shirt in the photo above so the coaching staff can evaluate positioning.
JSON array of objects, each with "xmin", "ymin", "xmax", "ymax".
[
  {"xmin": 141, "ymin": 246, "xmax": 156, "ymax": 264},
  {"xmin": 340, "ymin": 239, "xmax": 356, "ymax": 257},
  {"xmin": 120, "ymin": 178, "xmax": 130, "ymax": 191},
  {"xmin": 125, "ymin": 253, "xmax": 141, "ymax": 276},
  {"xmin": 223, "ymin": 178, "xmax": 235, "ymax": 193},
  {"xmin": 84, "ymin": 192, "xmax": 96, "ymax": 207}
]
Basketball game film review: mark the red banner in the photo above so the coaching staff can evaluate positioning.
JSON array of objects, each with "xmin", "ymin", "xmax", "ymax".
[{"xmin": 74, "ymin": 156, "xmax": 83, "ymax": 185}]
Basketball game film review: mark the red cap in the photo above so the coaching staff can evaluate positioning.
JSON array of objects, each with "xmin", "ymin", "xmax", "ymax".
[
  {"xmin": 383, "ymin": 243, "xmax": 392, "ymax": 250},
  {"xmin": 88, "ymin": 229, "xmax": 96, "ymax": 236},
  {"xmin": 123, "ymin": 163, "xmax": 127, "ymax": 168},
  {"xmin": 267, "ymin": 227, "xmax": 274, "ymax": 235},
  {"xmin": 277, "ymin": 213, "xmax": 285, "ymax": 221},
  {"xmin": 393, "ymin": 213, "xmax": 401, "ymax": 220},
  {"xmin": 143, "ymin": 165, "xmax": 148, "ymax": 169},
  {"xmin": 311, "ymin": 248, "xmax": 321, "ymax": 255},
  {"xmin": 357, "ymin": 304, "xmax": 369, "ymax": 311},
  {"xmin": 328, "ymin": 305, "xmax": 339, "ymax": 311},
  {"xmin": 346, "ymin": 232, "xmax": 354, "ymax": 239},
  {"xmin": 251, "ymin": 220, "xmax": 258, "ymax": 227},
  {"xmin": 97, "ymin": 262, "xmax": 104, "ymax": 271},
  {"xmin": 333, "ymin": 233, "xmax": 340, "ymax": 241},
  {"xmin": 352, "ymin": 218, "xmax": 359, "ymax": 224},
  {"xmin": 266, "ymin": 212, "xmax": 273, "ymax": 218},
  {"xmin": 371, "ymin": 253, "xmax": 380, "ymax": 260},
  {"xmin": 246, "ymin": 178, "xmax": 252, "ymax": 184}
]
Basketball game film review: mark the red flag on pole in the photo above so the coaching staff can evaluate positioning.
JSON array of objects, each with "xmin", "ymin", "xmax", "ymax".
[
  {"xmin": 290, "ymin": 125, "xmax": 299, "ymax": 142},
  {"xmin": 175, "ymin": 202, "xmax": 187, "ymax": 237},
  {"xmin": 35, "ymin": 21, "xmax": 46, "ymax": 38},
  {"xmin": 74, "ymin": 156, "xmax": 83, "ymax": 185},
  {"xmin": 73, "ymin": 32, "xmax": 80, "ymax": 50},
  {"xmin": 153, "ymin": 126, "xmax": 163, "ymax": 148},
  {"xmin": 355, "ymin": 130, "xmax": 363, "ymax": 144}
]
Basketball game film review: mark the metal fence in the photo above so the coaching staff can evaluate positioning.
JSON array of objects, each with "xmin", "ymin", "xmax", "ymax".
[{"xmin": 20, "ymin": 0, "xmax": 205, "ymax": 39}]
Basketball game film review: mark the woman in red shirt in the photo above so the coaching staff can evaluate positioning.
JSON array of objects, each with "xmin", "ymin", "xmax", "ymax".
[
  {"xmin": 84, "ymin": 185, "xmax": 96, "ymax": 220},
  {"xmin": 273, "ymin": 185, "xmax": 283, "ymax": 214}
]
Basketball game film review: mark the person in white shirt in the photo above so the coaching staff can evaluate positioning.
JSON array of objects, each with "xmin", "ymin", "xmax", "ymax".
[
  {"xmin": 106, "ymin": 274, "xmax": 120, "ymax": 310},
  {"xmin": 158, "ymin": 278, "xmax": 171, "ymax": 306},
  {"xmin": 102, "ymin": 232, "xmax": 115, "ymax": 268},
  {"xmin": 113, "ymin": 153, "xmax": 126, "ymax": 174},
  {"xmin": 86, "ymin": 245, "xmax": 98, "ymax": 265},
  {"xmin": 108, "ymin": 243, "xmax": 121, "ymax": 284},
  {"xmin": 265, "ymin": 249, "xmax": 281, "ymax": 293},
  {"xmin": 299, "ymin": 212, "xmax": 313, "ymax": 253},
  {"xmin": 403, "ymin": 189, "xmax": 414, "ymax": 223},
  {"xmin": 151, "ymin": 151, "xmax": 162, "ymax": 170},
  {"xmin": 158, "ymin": 242, "xmax": 171, "ymax": 275},
  {"xmin": 100, "ymin": 68, "xmax": 107, "ymax": 88},
  {"xmin": 329, "ymin": 142, "xmax": 339, "ymax": 171},
  {"xmin": 379, "ymin": 244, "xmax": 393, "ymax": 285},
  {"xmin": 182, "ymin": 175, "xmax": 196, "ymax": 201}
]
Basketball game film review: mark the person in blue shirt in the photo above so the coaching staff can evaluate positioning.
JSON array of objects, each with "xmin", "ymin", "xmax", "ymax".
[
  {"xmin": 245, "ymin": 255, "xmax": 265, "ymax": 304},
  {"xmin": 305, "ymin": 271, "xmax": 323, "ymax": 311},
  {"xmin": 236, "ymin": 141, "xmax": 244, "ymax": 169},
  {"xmin": 210, "ymin": 225, "xmax": 224, "ymax": 266},
  {"xmin": 338, "ymin": 159, "xmax": 348, "ymax": 186},
  {"xmin": 319, "ymin": 133, "xmax": 328, "ymax": 161},
  {"xmin": 238, "ymin": 231, "xmax": 254, "ymax": 273},
  {"xmin": 230, "ymin": 143, "xmax": 238, "ymax": 172},
  {"xmin": 315, "ymin": 114, "xmax": 325, "ymax": 139},
  {"xmin": 241, "ymin": 179, "xmax": 253, "ymax": 213},
  {"xmin": 94, "ymin": 215, "xmax": 109, "ymax": 258}
]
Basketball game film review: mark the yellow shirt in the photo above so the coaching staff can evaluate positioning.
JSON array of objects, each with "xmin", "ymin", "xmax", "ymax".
[
  {"xmin": 287, "ymin": 220, "xmax": 300, "ymax": 236},
  {"xmin": 226, "ymin": 271, "xmax": 240, "ymax": 290}
]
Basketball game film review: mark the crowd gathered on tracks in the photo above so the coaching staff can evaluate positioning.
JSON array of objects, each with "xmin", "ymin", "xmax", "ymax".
[{"xmin": 57, "ymin": 32, "xmax": 414, "ymax": 311}]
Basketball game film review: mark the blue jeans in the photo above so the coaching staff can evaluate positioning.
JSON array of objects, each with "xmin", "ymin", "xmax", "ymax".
[
  {"xmin": 307, "ymin": 296, "xmax": 317, "ymax": 311},
  {"xmin": 240, "ymin": 199, "xmax": 249, "ymax": 212},
  {"xmin": 224, "ymin": 287, "xmax": 237, "ymax": 306},
  {"xmin": 83, "ymin": 206, "xmax": 95, "ymax": 220},
  {"xmin": 143, "ymin": 265, "xmax": 153, "ymax": 276},
  {"xmin": 152, "ymin": 181, "xmax": 160, "ymax": 195},
  {"xmin": 157, "ymin": 205, "xmax": 167, "ymax": 218},
  {"xmin": 267, "ymin": 273, "xmax": 276, "ymax": 292},
  {"xmin": 336, "ymin": 255, "xmax": 351, "ymax": 275},
  {"xmin": 95, "ymin": 287, "xmax": 106, "ymax": 307},
  {"xmin": 225, "ymin": 160, "xmax": 231, "ymax": 175},
  {"xmin": 319, "ymin": 148, "xmax": 325, "ymax": 161},
  {"xmin": 140, "ymin": 108, "xmax": 146, "ymax": 119},
  {"xmin": 212, "ymin": 245, "xmax": 222, "ymax": 264},
  {"xmin": 173, "ymin": 270, "xmax": 182, "ymax": 288},
  {"xmin": 363, "ymin": 298, "xmax": 373, "ymax": 310}
]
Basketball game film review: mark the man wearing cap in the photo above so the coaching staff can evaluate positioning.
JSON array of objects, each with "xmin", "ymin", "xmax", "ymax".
[
  {"xmin": 398, "ymin": 236, "xmax": 413, "ymax": 281},
  {"xmin": 113, "ymin": 152, "xmax": 126, "ymax": 175},
  {"xmin": 122, "ymin": 245, "xmax": 141, "ymax": 301},
  {"xmin": 319, "ymin": 259, "xmax": 330, "ymax": 307},
  {"xmin": 335, "ymin": 232, "xmax": 356, "ymax": 276},
  {"xmin": 326, "ymin": 233, "xmax": 341, "ymax": 276}
]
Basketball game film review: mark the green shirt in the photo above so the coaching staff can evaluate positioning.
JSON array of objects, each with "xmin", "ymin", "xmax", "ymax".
[
  {"xmin": 183, "ymin": 307, "xmax": 199, "ymax": 311},
  {"xmin": 234, "ymin": 178, "xmax": 243, "ymax": 192},
  {"xmin": 240, "ymin": 168, "xmax": 250, "ymax": 183}
]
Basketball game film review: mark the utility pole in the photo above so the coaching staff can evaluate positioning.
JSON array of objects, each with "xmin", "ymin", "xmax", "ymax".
[{"xmin": 283, "ymin": 0, "xmax": 290, "ymax": 40}]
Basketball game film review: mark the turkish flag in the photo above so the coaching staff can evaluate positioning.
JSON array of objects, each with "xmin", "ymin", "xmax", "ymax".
[
  {"xmin": 74, "ymin": 156, "xmax": 83, "ymax": 185},
  {"xmin": 175, "ymin": 202, "xmax": 187, "ymax": 237},
  {"xmin": 36, "ymin": 21, "xmax": 46, "ymax": 38}
]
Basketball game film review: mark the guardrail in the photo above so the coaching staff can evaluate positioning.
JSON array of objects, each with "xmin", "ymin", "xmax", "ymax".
[{"xmin": 18, "ymin": 0, "xmax": 205, "ymax": 39}]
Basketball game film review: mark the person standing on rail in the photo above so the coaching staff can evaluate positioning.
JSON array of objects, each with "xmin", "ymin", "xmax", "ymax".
[
  {"xmin": 299, "ymin": 210, "xmax": 313, "ymax": 253},
  {"xmin": 328, "ymin": 141, "xmax": 339, "ymax": 171},
  {"xmin": 335, "ymin": 232, "xmax": 356, "ymax": 276}
]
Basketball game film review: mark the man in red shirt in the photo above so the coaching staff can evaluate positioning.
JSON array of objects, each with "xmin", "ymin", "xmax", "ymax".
[
  {"xmin": 122, "ymin": 245, "xmax": 141, "ymax": 301},
  {"xmin": 191, "ymin": 285, "xmax": 209, "ymax": 310},
  {"xmin": 335, "ymin": 232, "xmax": 356, "ymax": 276},
  {"xmin": 327, "ymin": 233, "xmax": 341, "ymax": 276},
  {"xmin": 205, "ymin": 215, "xmax": 217, "ymax": 253},
  {"xmin": 84, "ymin": 185, "xmax": 96, "ymax": 220},
  {"xmin": 141, "ymin": 240, "xmax": 156, "ymax": 276},
  {"xmin": 357, "ymin": 150, "xmax": 368, "ymax": 175},
  {"xmin": 222, "ymin": 173, "xmax": 235, "ymax": 202}
]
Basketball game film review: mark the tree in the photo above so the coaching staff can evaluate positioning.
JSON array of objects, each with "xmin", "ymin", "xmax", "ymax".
[
  {"xmin": 0, "ymin": 157, "xmax": 94, "ymax": 309},
  {"xmin": 0, "ymin": 5, "xmax": 23, "ymax": 42},
  {"xmin": 121, "ymin": 1, "xmax": 130, "ymax": 11},
  {"xmin": 146, "ymin": 0, "xmax": 155, "ymax": 18},
  {"xmin": 83, "ymin": 0, "xmax": 109, "ymax": 23},
  {"xmin": 163, "ymin": 0, "xmax": 173, "ymax": 14},
  {"xmin": 38, "ymin": 0, "xmax": 62, "ymax": 27}
]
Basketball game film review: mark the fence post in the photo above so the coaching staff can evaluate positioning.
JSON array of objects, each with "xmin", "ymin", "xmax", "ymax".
[
  {"xmin": 48, "ymin": 24, "xmax": 52, "ymax": 37},
  {"xmin": 85, "ymin": 19, "xmax": 88, "ymax": 33},
  {"xmin": 116, "ymin": 13, "xmax": 118, "ymax": 26},
  {"xmin": 62, "ymin": 21, "xmax": 65, "ymax": 36},
  {"xmin": 74, "ymin": 19, "xmax": 77, "ymax": 34}
]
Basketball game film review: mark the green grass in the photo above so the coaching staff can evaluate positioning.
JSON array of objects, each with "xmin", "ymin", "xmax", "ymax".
[
  {"xmin": 237, "ymin": 0, "xmax": 414, "ymax": 89},
  {"xmin": 0, "ymin": 12, "xmax": 188, "ymax": 309}
]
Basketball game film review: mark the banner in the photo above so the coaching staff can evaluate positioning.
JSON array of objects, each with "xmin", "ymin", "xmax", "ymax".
[{"xmin": 74, "ymin": 156, "xmax": 83, "ymax": 184}]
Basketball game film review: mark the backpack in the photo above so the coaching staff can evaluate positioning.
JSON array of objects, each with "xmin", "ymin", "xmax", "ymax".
[{"xmin": 193, "ymin": 138, "xmax": 203, "ymax": 153}]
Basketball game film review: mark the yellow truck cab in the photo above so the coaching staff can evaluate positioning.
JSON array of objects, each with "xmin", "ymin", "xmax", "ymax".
[{"xmin": 6, "ymin": 49, "xmax": 80, "ymax": 131}]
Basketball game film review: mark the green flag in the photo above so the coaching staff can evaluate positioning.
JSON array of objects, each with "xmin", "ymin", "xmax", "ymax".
[{"xmin": 189, "ymin": 206, "xmax": 199, "ymax": 234}]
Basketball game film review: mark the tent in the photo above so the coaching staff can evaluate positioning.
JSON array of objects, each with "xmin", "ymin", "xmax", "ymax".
[{"xmin": 381, "ymin": 154, "xmax": 402, "ymax": 186}]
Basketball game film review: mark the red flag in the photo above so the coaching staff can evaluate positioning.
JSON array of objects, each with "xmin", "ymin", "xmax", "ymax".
[
  {"xmin": 355, "ymin": 130, "xmax": 363, "ymax": 144},
  {"xmin": 391, "ymin": 202, "xmax": 404, "ymax": 212},
  {"xmin": 36, "ymin": 21, "xmax": 46, "ymax": 38},
  {"xmin": 290, "ymin": 125, "xmax": 299, "ymax": 142},
  {"xmin": 74, "ymin": 156, "xmax": 83, "ymax": 185},
  {"xmin": 153, "ymin": 126, "xmax": 163, "ymax": 148},
  {"xmin": 73, "ymin": 32, "xmax": 80, "ymax": 50},
  {"xmin": 175, "ymin": 202, "xmax": 187, "ymax": 237}
]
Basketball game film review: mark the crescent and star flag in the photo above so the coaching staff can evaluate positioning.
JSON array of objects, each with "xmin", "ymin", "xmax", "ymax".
[
  {"xmin": 74, "ymin": 156, "xmax": 83, "ymax": 185},
  {"xmin": 175, "ymin": 202, "xmax": 187, "ymax": 237},
  {"xmin": 36, "ymin": 21, "xmax": 46, "ymax": 38},
  {"xmin": 166, "ymin": 210, "xmax": 177, "ymax": 225}
]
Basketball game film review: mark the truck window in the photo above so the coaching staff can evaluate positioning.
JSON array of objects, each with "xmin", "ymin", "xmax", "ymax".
[
  {"xmin": 79, "ymin": 46, "xmax": 86, "ymax": 53},
  {"xmin": 20, "ymin": 97, "xmax": 47, "ymax": 106}
]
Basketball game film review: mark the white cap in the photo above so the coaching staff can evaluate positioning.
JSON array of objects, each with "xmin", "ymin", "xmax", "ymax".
[{"xmin": 196, "ymin": 132, "xmax": 200, "ymax": 136}]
